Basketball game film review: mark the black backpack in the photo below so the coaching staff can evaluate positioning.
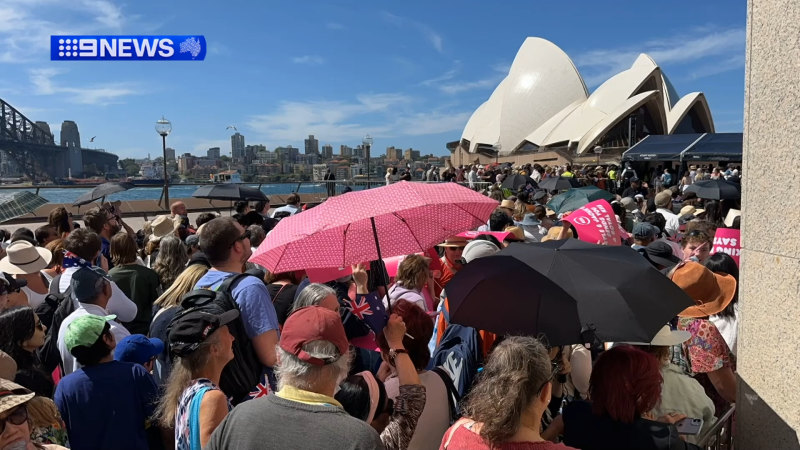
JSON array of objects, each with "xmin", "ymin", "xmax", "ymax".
[
  {"xmin": 35, "ymin": 274, "xmax": 76, "ymax": 373},
  {"xmin": 174, "ymin": 272, "xmax": 262, "ymax": 404}
]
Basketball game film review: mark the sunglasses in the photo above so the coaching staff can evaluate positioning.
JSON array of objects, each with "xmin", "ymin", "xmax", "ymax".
[
  {"xmin": 229, "ymin": 229, "xmax": 251, "ymax": 247},
  {"xmin": 537, "ymin": 364, "xmax": 559, "ymax": 394},
  {"xmin": 0, "ymin": 404, "xmax": 28, "ymax": 433}
]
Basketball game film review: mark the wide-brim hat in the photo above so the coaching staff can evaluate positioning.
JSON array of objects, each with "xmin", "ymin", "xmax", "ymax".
[
  {"xmin": 672, "ymin": 261, "xmax": 737, "ymax": 318},
  {"xmin": 623, "ymin": 325, "xmax": 691, "ymax": 346},
  {"xmin": 438, "ymin": 236, "xmax": 468, "ymax": 248},
  {"xmin": 724, "ymin": 209, "xmax": 741, "ymax": 227},
  {"xmin": 151, "ymin": 214, "xmax": 179, "ymax": 238},
  {"xmin": 645, "ymin": 241, "xmax": 681, "ymax": 268},
  {"xmin": 0, "ymin": 378, "xmax": 35, "ymax": 415},
  {"xmin": 519, "ymin": 213, "xmax": 541, "ymax": 227},
  {"xmin": 499, "ymin": 199, "xmax": 515, "ymax": 211},
  {"xmin": 0, "ymin": 240, "xmax": 52, "ymax": 274},
  {"xmin": 679, "ymin": 205, "xmax": 705, "ymax": 217}
]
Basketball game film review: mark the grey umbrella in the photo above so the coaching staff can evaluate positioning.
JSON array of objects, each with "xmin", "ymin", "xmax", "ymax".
[
  {"xmin": 0, "ymin": 191, "xmax": 49, "ymax": 223},
  {"xmin": 73, "ymin": 182, "xmax": 136, "ymax": 206}
]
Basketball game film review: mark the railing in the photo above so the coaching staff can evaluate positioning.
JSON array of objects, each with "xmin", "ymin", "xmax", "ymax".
[{"xmin": 698, "ymin": 404, "xmax": 735, "ymax": 450}]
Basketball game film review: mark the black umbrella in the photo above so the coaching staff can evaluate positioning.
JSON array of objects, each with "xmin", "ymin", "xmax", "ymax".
[
  {"xmin": 684, "ymin": 179, "xmax": 741, "ymax": 200},
  {"xmin": 446, "ymin": 254, "xmax": 583, "ymax": 345},
  {"xmin": 73, "ymin": 182, "xmax": 135, "ymax": 206},
  {"xmin": 192, "ymin": 184, "xmax": 268, "ymax": 201},
  {"xmin": 501, "ymin": 174, "xmax": 538, "ymax": 191},
  {"xmin": 537, "ymin": 176, "xmax": 581, "ymax": 191},
  {"xmin": 448, "ymin": 239, "xmax": 694, "ymax": 344}
]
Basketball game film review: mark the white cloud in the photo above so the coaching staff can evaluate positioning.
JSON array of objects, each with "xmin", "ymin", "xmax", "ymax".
[
  {"xmin": 573, "ymin": 27, "xmax": 746, "ymax": 87},
  {"xmin": 380, "ymin": 12, "xmax": 444, "ymax": 53},
  {"xmin": 326, "ymin": 22, "xmax": 345, "ymax": 30},
  {"xmin": 29, "ymin": 68, "xmax": 138, "ymax": 105},
  {"xmin": 245, "ymin": 93, "xmax": 465, "ymax": 145},
  {"xmin": 426, "ymin": 60, "xmax": 509, "ymax": 94},
  {"xmin": 439, "ymin": 77, "xmax": 503, "ymax": 95},
  {"xmin": 292, "ymin": 55, "xmax": 325, "ymax": 65}
]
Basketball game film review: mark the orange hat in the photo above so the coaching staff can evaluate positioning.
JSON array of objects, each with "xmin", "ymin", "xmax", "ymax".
[{"xmin": 671, "ymin": 261, "xmax": 737, "ymax": 318}]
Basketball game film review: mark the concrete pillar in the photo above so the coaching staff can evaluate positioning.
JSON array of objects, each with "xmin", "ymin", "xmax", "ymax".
[{"xmin": 737, "ymin": 0, "xmax": 800, "ymax": 447}]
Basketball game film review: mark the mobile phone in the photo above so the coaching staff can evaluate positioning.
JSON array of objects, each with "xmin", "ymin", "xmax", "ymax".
[{"xmin": 675, "ymin": 417, "xmax": 703, "ymax": 435}]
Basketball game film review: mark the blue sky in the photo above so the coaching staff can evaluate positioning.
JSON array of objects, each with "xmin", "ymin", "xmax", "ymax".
[{"xmin": 0, "ymin": 1, "xmax": 747, "ymax": 160}]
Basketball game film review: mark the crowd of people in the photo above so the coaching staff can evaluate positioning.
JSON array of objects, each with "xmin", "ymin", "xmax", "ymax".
[{"xmin": 0, "ymin": 160, "xmax": 742, "ymax": 450}]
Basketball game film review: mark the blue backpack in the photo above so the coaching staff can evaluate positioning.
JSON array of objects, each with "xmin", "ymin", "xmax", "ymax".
[{"xmin": 428, "ymin": 320, "xmax": 484, "ymax": 399}]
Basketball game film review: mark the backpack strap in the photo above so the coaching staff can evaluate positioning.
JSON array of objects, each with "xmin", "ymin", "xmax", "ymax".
[
  {"xmin": 432, "ymin": 366, "xmax": 461, "ymax": 423},
  {"xmin": 216, "ymin": 272, "xmax": 255, "ymax": 295},
  {"xmin": 48, "ymin": 274, "xmax": 62, "ymax": 294}
]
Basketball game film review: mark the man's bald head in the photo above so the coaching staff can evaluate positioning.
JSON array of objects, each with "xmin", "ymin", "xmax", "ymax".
[{"xmin": 170, "ymin": 201, "xmax": 187, "ymax": 217}]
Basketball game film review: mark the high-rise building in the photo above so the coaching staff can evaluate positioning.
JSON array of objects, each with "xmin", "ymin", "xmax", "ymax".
[
  {"xmin": 321, "ymin": 144, "xmax": 333, "ymax": 159},
  {"xmin": 231, "ymin": 132, "xmax": 245, "ymax": 161},
  {"xmin": 385, "ymin": 146, "xmax": 402, "ymax": 160},
  {"xmin": 340, "ymin": 145, "xmax": 353, "ymax": 157},
  {"xmin": 60, "ymin": 120, "xmax": 81, "ymax": 148},
  {"xmin": 165, "ymin": 147, "xmax": 176, "ymax": 161},
  {"xmin": 353, "ymin": 145, "xmax": 365, "ymax": 159},
  {"xmin": 304, "ymin": 135, "xmax": 319, "ymax": 155},
  {"xmin": 404, "ymin": 148, "xmax": 420, "ymax": 161},
  {"xmin": 207, "ymin": 147, "xmax": 221, "ymax": 159}
]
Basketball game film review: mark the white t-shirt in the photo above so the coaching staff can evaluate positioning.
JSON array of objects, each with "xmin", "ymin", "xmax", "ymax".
[
  {"xmin": 385, "ymin": 371, "xmax": 450, "ymax": 450},
  {"xmin": 710, "ymin": 303, "xmax": 739, "ymax": 356},
  {"xmin": 656, "ymin": 208, "xmax": 680, "ymax": 237},
  {"xmin": 57, "ymin": 303, "xmax": 131, "ymax": 375},
  {"xmin": 58, "ymin": 266, "xmax": 138, "ymax": 322}
]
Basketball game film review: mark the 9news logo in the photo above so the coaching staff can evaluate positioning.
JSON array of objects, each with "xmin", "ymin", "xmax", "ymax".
[{"xmin": 51, "ymin": 35, "xmax": 206, "ymax": 61}]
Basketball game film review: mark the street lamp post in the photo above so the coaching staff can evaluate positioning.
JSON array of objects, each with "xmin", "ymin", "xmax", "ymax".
[
  {"xmin": 363, "ymin": 134, "xmax": 373, "ymax": 189},
  {"xmin": 155, "ymin": 116, "xmax": 172, "ymax": 209},
  {"xmin": 593, "ymin": 145, "xmax": 603, "ymax": 165}
]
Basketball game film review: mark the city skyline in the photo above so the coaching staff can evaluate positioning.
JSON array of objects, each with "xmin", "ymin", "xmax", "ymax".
[{"xmin": 0, "ymin": 1, "xmax": 746, "ymax": 160}]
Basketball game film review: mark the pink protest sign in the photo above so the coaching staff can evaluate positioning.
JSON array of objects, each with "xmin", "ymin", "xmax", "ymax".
[
  {"xmin": 711, "ymin": 228, "xmax": 740, "ymax": 266},
  {"xmin": 562, "ymin": 199, "xmax": 623, "ymax": 246},
  {"xmin": 306, "ymin": 266, "xmax": 353, "ymax": 283}
]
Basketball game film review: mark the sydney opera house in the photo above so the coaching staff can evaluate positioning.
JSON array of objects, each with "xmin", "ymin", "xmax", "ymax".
[{"xmin": 450, "ymin": 38, "xmax": 715, "ymax": 165}]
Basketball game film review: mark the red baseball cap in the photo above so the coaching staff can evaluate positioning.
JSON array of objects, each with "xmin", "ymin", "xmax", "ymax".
[{"xmin": 280, "ymin": 306, "xmax": 349, "ymax": 366}]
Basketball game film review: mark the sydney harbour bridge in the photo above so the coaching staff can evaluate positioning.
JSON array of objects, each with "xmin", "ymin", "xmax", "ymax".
[{"xmin": 0, "ymin": 97, "xmax": 119, "ymax": 182}]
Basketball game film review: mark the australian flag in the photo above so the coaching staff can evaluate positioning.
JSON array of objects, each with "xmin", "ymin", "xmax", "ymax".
[{"xmin": 348, "ymin": 292, "xmax": 388, "ymax": 334}]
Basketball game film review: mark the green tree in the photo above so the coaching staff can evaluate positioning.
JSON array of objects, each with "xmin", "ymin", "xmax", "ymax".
[{"xmin": 119, "ymin": 158, "xmax": 141, "ymax": 177}]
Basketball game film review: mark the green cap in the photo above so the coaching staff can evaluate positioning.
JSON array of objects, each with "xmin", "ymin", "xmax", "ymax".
[{"xmin": 65, "ymin": 314, "xmax": 117, "ymax": 352}]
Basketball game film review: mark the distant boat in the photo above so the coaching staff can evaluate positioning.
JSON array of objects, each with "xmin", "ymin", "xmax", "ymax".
[{"xmin": 210, "ymin": 170, "xmax": 243, "ymax": 184}]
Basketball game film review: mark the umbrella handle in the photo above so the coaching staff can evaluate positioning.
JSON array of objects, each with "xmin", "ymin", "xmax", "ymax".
[{"xmin": 370, "ymin": 216, "xmax": 391, "ymax": 314}]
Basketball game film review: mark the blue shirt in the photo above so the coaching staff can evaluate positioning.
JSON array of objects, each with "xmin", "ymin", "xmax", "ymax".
[
  {"xmin": 194, "ymin": 270, "xmax": 280, "ymax": 339},
  {"xmin": 54, "ymin": 360, "xmax": 158, "ymax": 450}
]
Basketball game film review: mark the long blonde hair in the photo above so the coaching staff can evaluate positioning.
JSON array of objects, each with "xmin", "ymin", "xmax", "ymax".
[
  {"xmin": 153, "ymin": 264, "xmax": 209, "ymax": 309},
  {"xmin": 154, "ymin": 331, "xmax": 220, "ymax": 427}
]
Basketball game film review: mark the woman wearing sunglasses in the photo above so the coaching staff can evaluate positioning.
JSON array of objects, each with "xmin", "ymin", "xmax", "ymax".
[
  {"xmin": 0, "ymin": 308, "xmax": 51, "ymax": 398},
  {"xmin": 0, "ymin": 379, "xmax": 67, "ymax": 450}
]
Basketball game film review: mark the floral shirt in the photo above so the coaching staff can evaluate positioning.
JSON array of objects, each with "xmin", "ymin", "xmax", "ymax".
[
  {"xmin": 175, "ymin": 378, "xmax": 231, "ymax": 450},
  {"xmin": 677, "ymin": 318, "xmax": 735, "ymax": 374}
]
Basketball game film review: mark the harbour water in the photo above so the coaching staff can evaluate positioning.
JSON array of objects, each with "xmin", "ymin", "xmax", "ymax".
[{"xmin": 0, "ymin": 183, "xmax": 333, "ymax": 204}]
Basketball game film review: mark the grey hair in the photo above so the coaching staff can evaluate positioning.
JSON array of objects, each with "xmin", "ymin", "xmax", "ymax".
[
  {"xmin": 291, "ymin": 283, "xmax": 337, "ymax": 313},
  {"xmin": 275, "ymin": 340, "xmax": 351, "ymax": 391}
]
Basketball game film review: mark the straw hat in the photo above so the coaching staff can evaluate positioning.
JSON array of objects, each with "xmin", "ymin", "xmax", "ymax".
[
  {"xmin": 438, "ymin": 236, "xmax": 468, "ymax": 248},
  {"xmin": 499, "ymin": 199, "xmax": 515, "ymax": 211},
  {"xmin": 504, "ymin": 226, "xmax": 525, "ymax": 241},
  {"xmin": 679, "ymin": 205, "xmax": 705, "ymax": 217},
  {"xmin": 151, "ymin": 215, "xmax": 178, "ymax": 239},
  {"xmin": 671, "ymin": 261, "xmax": 737, "ymax": 318},
  {"xmin": 0, "ymin": 240, "xmax": 52, "ymax": 274},
  {"xmin": 540, "ymin": 226, "xmax": 573, "ymax": 242},
  {"xmin": 0, "ymin": 350, "xmax": 17, "ymax": 380},
  {"xmin": 622, "ymin": 325, "xmax": 691, "ymax": 346},
  {"xmin": 0, "ymin": 378, "xmax": 35, "ymax": 415}
]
